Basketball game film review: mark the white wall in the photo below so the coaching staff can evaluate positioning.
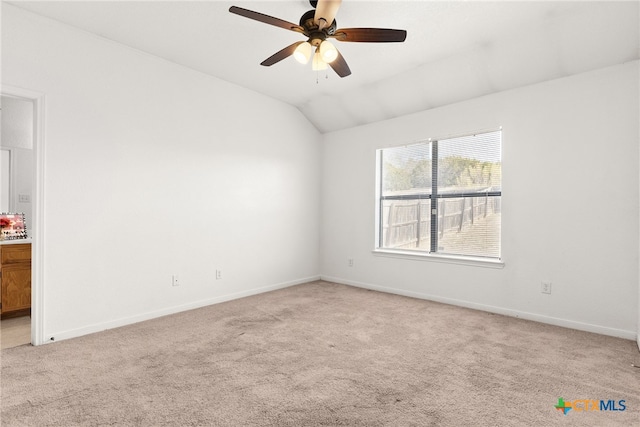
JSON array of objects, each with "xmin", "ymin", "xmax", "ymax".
[
  {"xmin": 2, "ymin": 6, "xmax": 321, "ymax": 341},
  {"xmin": 321, "ymin": 61, "xmax": 639, "ymax": 339},
  {"xmin": 1, "ymin": 96, "xmax": 33, "ymax": 149},
  {"xmin": 13, "ymin": 148, "xmax": 33, "ymax": 228}
]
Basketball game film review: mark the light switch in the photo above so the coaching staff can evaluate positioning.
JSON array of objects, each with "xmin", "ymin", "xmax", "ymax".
[{"xmin": 18, "ymin": 194, "xmax": 31, "ymax": 203}]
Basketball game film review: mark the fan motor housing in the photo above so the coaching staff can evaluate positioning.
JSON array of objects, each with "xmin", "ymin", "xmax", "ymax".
[{"xmin": 299, "ymin": 9, "xmax": 337, "ymax": 35}]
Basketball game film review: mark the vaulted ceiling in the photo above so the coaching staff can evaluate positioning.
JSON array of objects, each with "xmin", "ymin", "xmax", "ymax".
[{"xmin": 6, "ymin": 1, "xmax": 639, "ymax": 133}]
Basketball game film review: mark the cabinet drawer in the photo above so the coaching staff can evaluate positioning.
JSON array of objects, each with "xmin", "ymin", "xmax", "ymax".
[{"xmin": 1, "ymin": 244, "xmax": 32, "ymax": 265}]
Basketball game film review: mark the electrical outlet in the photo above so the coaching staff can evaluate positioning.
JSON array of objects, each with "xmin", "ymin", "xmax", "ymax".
[
  {"xmin": 348, "ymin": 259, "xmax": 354, "ymax": 267},
  {"xmin": 216, "ymin": 269, "xmax": 222, "ymax": 280},
  {"xmin": 172, "ymin": 274, "xmax": 180, "ymax": 287},
  {"xmin": 541, "ymin": 281, "xmax": 551, "ymax": 294}
]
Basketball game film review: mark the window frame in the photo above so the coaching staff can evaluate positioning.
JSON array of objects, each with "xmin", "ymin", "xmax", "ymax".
[{"xmin": 374, "ymin": 130, "xmax": 504, "ymax": 268}]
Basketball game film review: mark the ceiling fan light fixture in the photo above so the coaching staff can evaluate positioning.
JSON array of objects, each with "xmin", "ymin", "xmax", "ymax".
[
  {"xmin": 312, "ymin": 50, "xmax": 328, "ymax": 70},
  {"xmin": 319, "ymin": 40, "xmax": 338, "ymax": 63},
  {"xmin": 229, "ymin": 2, "xmax": 405, "ymax": 79},
  {"xmin": 293, "ymin": 41, "xmax": 312, "ymax": 64}
]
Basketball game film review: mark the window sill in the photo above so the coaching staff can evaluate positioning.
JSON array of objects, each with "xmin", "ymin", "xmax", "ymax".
[{"xmin": 372, "ymin": 249, "xmax": 504, "ymax": 269}]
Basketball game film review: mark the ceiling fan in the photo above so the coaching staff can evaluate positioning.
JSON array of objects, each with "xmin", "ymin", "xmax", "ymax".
[{"xmin": 229, "ymin": 0, "xmax": 407, "ymax": 77}]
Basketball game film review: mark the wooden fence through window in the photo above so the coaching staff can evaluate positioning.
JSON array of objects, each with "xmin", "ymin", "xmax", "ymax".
[{"xmin": 382, "ymin": 195, "xmax": 501, "ymax": 250}]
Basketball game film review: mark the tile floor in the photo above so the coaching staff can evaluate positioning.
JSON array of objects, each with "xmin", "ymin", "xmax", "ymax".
[{"xmin": 1, "ymin": 316, "xmax": 31, "ymax": 349}]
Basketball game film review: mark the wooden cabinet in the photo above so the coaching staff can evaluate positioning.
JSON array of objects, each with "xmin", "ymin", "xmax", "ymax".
[{"xmin": 1, "ymin": 243, "xmax": 31, "ymax": 318}]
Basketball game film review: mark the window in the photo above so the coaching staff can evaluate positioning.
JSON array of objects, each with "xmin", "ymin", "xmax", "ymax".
[{"xmin": 377, "ymin": 130, "xmax": 501, "ymax": 260}]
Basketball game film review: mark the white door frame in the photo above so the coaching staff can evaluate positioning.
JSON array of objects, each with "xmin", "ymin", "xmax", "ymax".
[{"xmin": 2, "ymin": 85, "xmax": 46, "ymax": 346}]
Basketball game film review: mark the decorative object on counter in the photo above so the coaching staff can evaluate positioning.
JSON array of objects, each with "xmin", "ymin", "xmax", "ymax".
[
  {"xmin": 0, "ymin": 217, "xmax": 8, "ymax": 241},
  {"xmin": 0, "ymin": 213, "xmax": 27, "ymax": 240}
]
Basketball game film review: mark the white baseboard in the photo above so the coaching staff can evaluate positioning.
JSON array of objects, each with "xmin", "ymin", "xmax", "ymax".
[
  {"xmin": 321, "ymin": 275, "xmax": 636, "ymax": 341},
  {"xmin": 44, "ymin": 275, "xmax": 320, "ymax": 344}
]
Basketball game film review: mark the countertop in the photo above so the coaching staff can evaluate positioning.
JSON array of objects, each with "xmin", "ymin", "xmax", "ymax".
[{"xmin": 0, "ymin": 238, "xmax": 32, "ymax": 245}]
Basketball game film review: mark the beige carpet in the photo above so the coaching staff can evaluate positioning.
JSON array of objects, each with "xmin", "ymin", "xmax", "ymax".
[{"xmin": 1, "ymin": 281, "xmax": 639, "ymax": 426}]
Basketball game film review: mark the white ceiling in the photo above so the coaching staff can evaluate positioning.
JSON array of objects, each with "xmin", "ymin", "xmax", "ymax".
[{"xmin": 6, "ymin": 0, "xmax": 640, "ymax": 133}]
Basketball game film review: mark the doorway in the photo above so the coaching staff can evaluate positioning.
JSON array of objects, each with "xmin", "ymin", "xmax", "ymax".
[{"xmin": 1, "ymin": 87, "xmax": 44, "ymax": 347}]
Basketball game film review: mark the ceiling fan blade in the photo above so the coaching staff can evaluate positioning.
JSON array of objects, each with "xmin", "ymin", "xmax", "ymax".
[
  {"xmin": 314, "ymin": 0, "xmax": 342, "ymax": 30},
  {"xmin": 261, "ymin": 42, "xmax": 305, "ymax": 66},
  {"xmin": 329, "ymin": 49, "xmax": 351, "ymax": 78},
  {"xmin": 229, "ymin": 6, "xmax": 305, "ymax": 34},
  {"xmin": 332, "ymin": 28, "xmax": 407, "ymax": 43}
]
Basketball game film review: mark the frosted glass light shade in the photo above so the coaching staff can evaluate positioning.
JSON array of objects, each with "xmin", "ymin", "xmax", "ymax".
[
  {"xmin": 293, "ymin": 42, "xmax": 312, "ymax": 64},
  {"xmin": 312, "ymin": 51, "xmax": 328, "ymax": 70},
  {"xmin": 319, "ymin": 40, "xmax": 338, "ymax": 63}
]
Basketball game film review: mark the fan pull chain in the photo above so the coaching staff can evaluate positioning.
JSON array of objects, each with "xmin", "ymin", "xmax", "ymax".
[{"xmin": 315, "ymin": 70, "xmax": 329, "ymax": 84}]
